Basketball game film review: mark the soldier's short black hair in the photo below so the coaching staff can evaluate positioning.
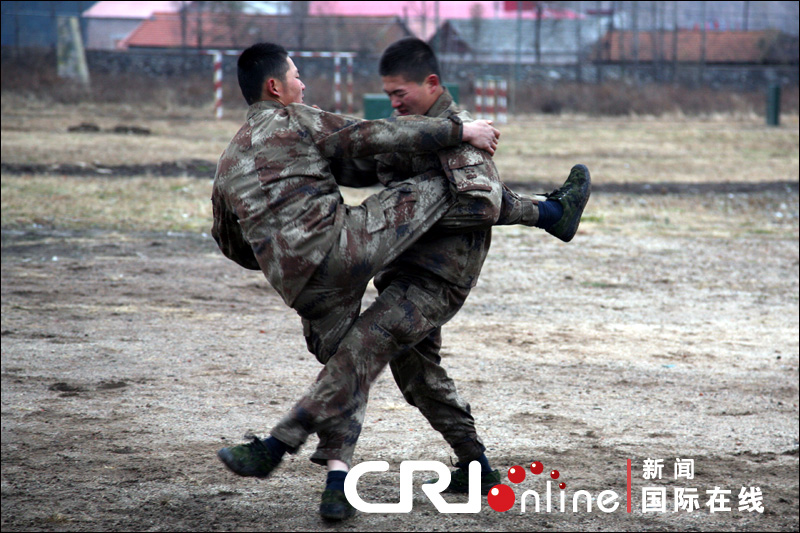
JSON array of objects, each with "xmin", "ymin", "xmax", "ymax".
[
  {"xmin": 379, "ymin": 37, "xmax": 441, "ymax": 84},
  {"xmin": 238, "ymin": 42, "xmax": 290, "ymax": 105}
]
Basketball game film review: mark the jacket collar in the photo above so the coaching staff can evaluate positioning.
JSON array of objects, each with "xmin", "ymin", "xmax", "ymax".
[
  {"xmin": 247, "ymin": 99, "xmax": 284, "ymax": 120},
  {"xmin": 425, "ymin": 88, "xmax": 455, "ymax": 117}
]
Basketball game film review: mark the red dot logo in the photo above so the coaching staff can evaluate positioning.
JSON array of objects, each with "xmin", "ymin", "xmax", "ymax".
[
  {"xmin": 487, "ymin": 484, "xmax": 515, "ymax": 512},
  {"xmin": 530, "ymin": 461, "xmax": 544, "ymax": 475},
  {"xmin": 507, "ymin": 465, "xmax": 525, "ymax": 484},
  {"xmin": 550, "ymin": 470, "xmax": 560, "ymax": 480},
  {"xmin": 559, "ymin": 482, "xmax": 566, "ymax": 490}
]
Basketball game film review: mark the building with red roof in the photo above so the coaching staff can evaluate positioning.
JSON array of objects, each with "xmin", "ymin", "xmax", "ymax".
[
  {"xmin": 118, "ymin": 10, "xmax": 412, "ymax": 54},
  {"xmin": 83, "ymin": 1, "xmax": 188, "ymax": 50}
]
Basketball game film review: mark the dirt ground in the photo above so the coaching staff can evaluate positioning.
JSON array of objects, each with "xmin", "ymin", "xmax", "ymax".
[
  {"xmin": 1, "ymin": 107, "xmax": 799, "ymax": 531},
  {"xmin": 2, "ymin": 204, "xmax": 797, "ymax": 531}
]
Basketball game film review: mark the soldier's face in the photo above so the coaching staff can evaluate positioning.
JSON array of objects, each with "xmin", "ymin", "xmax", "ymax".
[
  {"xmin": 382, "ymin": 74, "xmax": 439, "ymax": 116},
  {"xmin": 277, "ymin": 57, "xmax": 305, "ymax": 105}
]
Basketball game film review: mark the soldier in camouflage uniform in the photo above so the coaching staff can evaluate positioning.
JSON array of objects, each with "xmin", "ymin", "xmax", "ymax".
[
  {"xmin": 301, "ymin": 38, "xmax": 589, "ymax": 519},
  {"xmin": 377, "ymin": 35, "xmax": 589, "ymax": 491}
]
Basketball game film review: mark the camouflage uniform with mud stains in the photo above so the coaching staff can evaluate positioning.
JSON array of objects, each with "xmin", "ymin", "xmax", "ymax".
[
  {"xmin": 212, "ymin": 100, "xmax": 465, "ymax": 307},
  {"xmin": 378, "ymin": 90, "xmax": 500, "ymax": 465},
  {"xmin": 212, "ymin": 100, "xmax": 497, "ymax": 465},
  {"xmin": 292, "ymin": 90, "xmax": 502, "ymax": 466}
]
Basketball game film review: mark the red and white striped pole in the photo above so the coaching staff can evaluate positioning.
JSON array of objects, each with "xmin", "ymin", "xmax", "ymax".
[
  {"xmin": 497, "ymin": 78, "xmax": 508, "ymax": 124},
  {"xmin": 346, "ymin": 57, "xmax": 354, "ymax": 115},
  {"xmin": 213, "ymin": 51, "xmax": 223, "ymax": 119},
  {"xmin": 486, "ymin": 78, "xmax": 496, "ymax": 122},
  {"xmin": 476, "ymin": 77, "xmax": 508, "ymax": 123},
  {"xmin": 334, "ymin": 56, "xmax": 342, "ymax": 114},
  {"xmin": 475, "ymin": 79, "xmax": 484, "ymax": 119}
]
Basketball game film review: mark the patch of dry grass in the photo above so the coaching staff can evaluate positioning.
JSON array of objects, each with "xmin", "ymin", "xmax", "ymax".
[
  {"xmin": 1, "ymin": 175, "xmax": 212, "ymax": 233},
  {"xmin": 3, "ymin": 174, "xmax": 796, "ymax": 240},
  {"xmin": 578, "ymin": 191, "xmax": 798, "ymax": 240},
  {"xmin": 494, "ymin": 113, "xmax": 800, "ymax": 187},
  {"xmin": 1, "ymin": 101, "xmax": 797, "ymax": 237},
  {"xmin": 2, "ymin": 99, "xmax": 796, "ymax": 186},
  {"xmin": 1, "ymin": 97, "xmax": 238, "ymax": 166}
]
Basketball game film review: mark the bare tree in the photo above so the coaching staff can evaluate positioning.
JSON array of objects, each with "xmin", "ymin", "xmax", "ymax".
[
  {"xmin": 651, "ymin": 0, "xmax": 663, "ymax": 81},
  {"xmin": 292, "ymin": 1, "xmax": 310, "ymax": 50},
  {"xmin": 616, "ymin": 1, "xmax": 626, "ymax": 76},
  {"xmin": 470, "ymin": 3, "xmax": 483, "ymax": 59},
  {"xmin": 699, "ymin": 0, "xmax": 706, "ymax": 85},
  {"xmin": 202, "ymin": 1, "xmax": 248, "ymax": 49},
  {"xmin": 534, "ymin": 1, "xmax": 543, "ymax": 64},
  {"xmin": 743, "ymin": 0, "xmax": 749, "ymax": 31},
  {"xmin": 576, "ymin": 0, "xmax": 583, "ymax": 82},
  {"xmin": 631, "ymin": 0, "xmax": 639, "ymax": 83},
  {"xmin": 175, "ymin": 1, "xmax": 188, "ymax": 53},
  {"xmin": 195, "ymin": 1, "xmax": 204, "ymax": 50},
  {"xmin": 671, "ymin": 0, "xmax": 678, "ymax": 83}
]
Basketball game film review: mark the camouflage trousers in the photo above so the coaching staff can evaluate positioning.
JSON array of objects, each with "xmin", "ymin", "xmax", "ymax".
[
  {"xmin": 270, "ymin": 174, "xmax": 499, "ymax": 466},
  {"xmin": 376, "ymin": 270, "xmax": 486, "ymax": 465},
  {"xmin": 269, "ymin": 171, "xmax": 454, "ymax": 462},
  {"xmin": 274, "ymin": 271, "xmax": 484, "ymax": 467}
]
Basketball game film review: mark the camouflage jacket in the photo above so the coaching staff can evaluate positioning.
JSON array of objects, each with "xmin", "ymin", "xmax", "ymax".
[
  {"xmin": 211, "ymin": 100, "xmax": 463, "ymax": 306},
  {"xmin": 374, "ymin": 91, "xmax": 498, "ymax": 288}
]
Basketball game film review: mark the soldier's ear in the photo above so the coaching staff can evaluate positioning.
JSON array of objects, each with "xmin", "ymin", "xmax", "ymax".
[
  {"xmin": 263, "ymin": 77, "xmax": 282, "ymax": 100},
  {"xmin": 424, "ymin": 74, "xmax": 440, "ymax": 93}
]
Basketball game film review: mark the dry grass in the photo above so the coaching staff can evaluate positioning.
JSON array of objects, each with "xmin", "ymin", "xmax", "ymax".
[
  {"xmin": 511, "ymin": 82, "xmax": 800, "ymax": 116},
  {"xmin": 0, "ymin": 95, "xmax": 237, "ymax": 165},
  {"xmin": 2, "ymin": 97, "xmax": 796, "ymax": 183},
  {"xmin": 1, "ymin": 175, "xmax": 212, "ymax": 233},
  {"xmin": 581, "ymin": 191, "xmax": 797, "ymax": 240},
  {"xmin": 494, "ymin": 113, "xmax": 800, "ymax": 185},
  {"xmin": 1, "ymin": 100, "xmax": 797, "ymax": 238},
  {"xmin": 4, "ymin": 176, "xmax": 794, "ymax": 240}
]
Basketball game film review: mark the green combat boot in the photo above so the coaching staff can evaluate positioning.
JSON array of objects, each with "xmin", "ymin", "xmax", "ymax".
[
  {"xmin": 427, "ymin": 468, "xmax": 502, "ymax": 495},
  {"xmin": 319, "ymin": 489, "xmax": 357, "ymax": 521},
  {"xmin": 217, "ymin": 436, "xmax": 281, "ymax": 478},
  {"xmin": 543, "ymin": 163, "xmax": 592, "ymax": 242}
]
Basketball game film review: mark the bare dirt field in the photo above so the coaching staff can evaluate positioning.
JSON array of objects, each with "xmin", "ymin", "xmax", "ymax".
[{"xmin": 1, "ymin": 101, "xmax": 798, "ymax": 531}]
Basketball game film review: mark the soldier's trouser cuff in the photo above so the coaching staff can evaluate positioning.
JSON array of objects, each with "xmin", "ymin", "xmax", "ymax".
[
  {"xmin": 270, "ymin": 415, "xmax": 311, "ymax": 452},
  {"xmin": 498, "ymin": 189, "xmax": 539, "ymax": 226},
  {"xmin": 310, "ymin": 447, "xmax": 353, "ymax": 468},
  {"xmin": 453, "ymin": 436, "xmax": 487, "ymax": 465}
]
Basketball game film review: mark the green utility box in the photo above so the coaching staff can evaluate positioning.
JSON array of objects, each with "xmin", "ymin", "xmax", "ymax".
[
  {"xmin": 363, "ymin": 94, "xmax": 394, "ymax": 120},
  {"xmin": 444, "ymin": 83, "xmax": 460, "ymax": 105},
  {"xmin": 363, "ymin": 83, "xmax": 460, "ymax": 119},
  {"xmin": 766, "ymin": 84, "xmax": 781, "ymax": 126}
]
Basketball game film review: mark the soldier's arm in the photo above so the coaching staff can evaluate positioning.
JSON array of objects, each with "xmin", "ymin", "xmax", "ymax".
[
  {"xmin": 211, "ymin": 187, "xmax": 261, "ymax": 271},
  {"xmin": 288, "ymin": 104, "xmax": 497, "ymax": 159}
]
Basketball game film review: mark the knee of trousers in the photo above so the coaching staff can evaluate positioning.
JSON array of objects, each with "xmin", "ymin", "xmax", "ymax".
[
  {"xmin": 370, "ymin": 285, "xmax": 440, "ymax": 349},
  {"xmin": 301, "ymin": 304, "xmax": 360, "ymax": 365},
  {"xmin": 373, "ymin": 299, "xmax": 435, "ymax": 348}
]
